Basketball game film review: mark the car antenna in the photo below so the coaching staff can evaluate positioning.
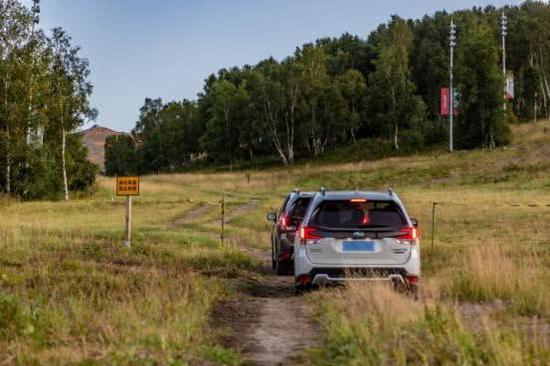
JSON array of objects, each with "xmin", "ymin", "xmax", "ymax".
[
  {"xmin": 292, "ymin": 188, "xmax": 300, "ymax": 194},
  {"xmin": 320, "ymin": 187, "xmax": 326, "ymax": 196},
  {"xmin": 388, "ymin": 188, "xmax": 394, "ymax": 196}
]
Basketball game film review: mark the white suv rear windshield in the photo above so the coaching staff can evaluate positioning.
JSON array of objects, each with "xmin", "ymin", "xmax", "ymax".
[{"xmin": 311, "ymin": 200, "xmax": 406, "ymax": 229}]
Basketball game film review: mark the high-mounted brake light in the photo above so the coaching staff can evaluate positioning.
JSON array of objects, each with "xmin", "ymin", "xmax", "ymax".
[
  {"xmin": 350, "ymin": 198, "xmax": 367, "ymax": 203},
  {"xmin": 300, "ymin": 226, "xmax": 322, "ymax": 244},
  {"xmin": 397, "ymin": 226, "xmax": 418, "ymax": 241}
]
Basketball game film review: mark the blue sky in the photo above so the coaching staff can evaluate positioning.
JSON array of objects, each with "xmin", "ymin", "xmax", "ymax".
[{"xmin": 24, "ymin": 0, "xmax": 522, "ymax": 131}]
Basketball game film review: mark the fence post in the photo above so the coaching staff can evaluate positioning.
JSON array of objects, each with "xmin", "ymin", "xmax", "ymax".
[
  {"xmin": 431, "ymin": 202, "xmax": 438, "ymax": 253},
  {"xmin": 220, "ymin": 195, "xmax": 225, "ymax": 246}
]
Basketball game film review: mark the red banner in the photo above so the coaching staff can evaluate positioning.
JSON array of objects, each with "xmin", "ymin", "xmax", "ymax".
[
  {"xmin": 440, "ymin": 88, "xmax": 450, "ymax": 116},
  {"xmin": 440, "ymin": 88, "xmax": 458, "ymax": 116}
]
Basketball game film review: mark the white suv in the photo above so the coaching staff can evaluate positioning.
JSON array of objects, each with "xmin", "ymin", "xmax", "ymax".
[{"xmin": 293, "ymin": 189, "xmax": 420, "ymax": 293}]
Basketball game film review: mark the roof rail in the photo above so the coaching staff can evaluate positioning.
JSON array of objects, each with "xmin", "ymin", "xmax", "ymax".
[{"xmin": 320, "ymin": 187, "xmax": 326, "ymax": 196}]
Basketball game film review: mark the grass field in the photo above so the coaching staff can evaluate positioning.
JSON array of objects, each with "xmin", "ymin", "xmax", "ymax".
[{"xmin": 1, "ymin": 121, "xmax": 549, "ymax": 365}]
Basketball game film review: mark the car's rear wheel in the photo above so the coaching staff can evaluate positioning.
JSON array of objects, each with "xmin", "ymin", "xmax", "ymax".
[
  {"xmin": 275, "ymin": 257, "xmax": 291, "ymax": 275},
  {"xmin": 407, "ymin": 284, "xmax": 419, "ymax": 300},
  {"xmin": 271, "ymin": 243, "xmax": 276, "ymax": 270},
  {"xmin": 294, "ymin": 283, "xmax": 310, "ymax": 295},
  {"xmin": 392, "ymin": 281, "xmax": 419, "ymax": 299}
]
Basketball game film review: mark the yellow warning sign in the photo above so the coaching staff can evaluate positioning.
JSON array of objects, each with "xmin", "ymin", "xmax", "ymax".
[{"xmin": 116, "ymin": 176, "xmax": 140, "ymax": 196}]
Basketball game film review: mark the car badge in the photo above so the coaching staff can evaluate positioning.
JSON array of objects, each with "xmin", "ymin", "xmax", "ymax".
[{"xmin": 353, "ymin": 231, "xmax": 366, "ymax": 239}]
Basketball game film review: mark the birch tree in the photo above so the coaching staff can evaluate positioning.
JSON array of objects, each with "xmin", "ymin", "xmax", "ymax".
[
  {"xmin": 367, "ymin": 16, "xmax": 426, "ymax": 150},
  {"xmin": 48, "ymin": 27, "xmax": 94, "ymax": 201},
  {"xmin": 0, "ymin": 0, "xmax": 32, "ymax": 194}
]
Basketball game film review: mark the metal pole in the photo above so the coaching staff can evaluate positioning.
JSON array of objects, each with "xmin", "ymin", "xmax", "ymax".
[
  {"xmin": 449, "ymin": 20, "xmax": 456, "ymax": 152},
  {"xmin": 124, "ymin": 196, "xmax": 132, "ymax": 248},
  {"xmin": 501, "ymin": 11, "xmax": 508, "ymax": 112},
  {"xmin": 31, "ymin": 1, "xmax": 41, "ymax": 36}
]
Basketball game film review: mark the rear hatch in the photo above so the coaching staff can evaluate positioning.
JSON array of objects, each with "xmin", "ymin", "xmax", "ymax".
[{"xmin": 302, "ymin": 199, "xmax": 415, "ymax": 266}]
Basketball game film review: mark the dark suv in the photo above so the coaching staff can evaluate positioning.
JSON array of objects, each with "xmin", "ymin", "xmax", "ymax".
[{"xmin": 267, "ymin": 190, "xmax": 314, "ymax": 275}]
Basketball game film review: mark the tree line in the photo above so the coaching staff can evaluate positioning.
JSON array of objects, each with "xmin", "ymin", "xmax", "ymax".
[
  {"xmin": 0, "ymin": 0, "xmax": 96, "ymax": 199},
  {"xmin": 108, "ymin": 2, "xmax": 546, "ymax": 174}
]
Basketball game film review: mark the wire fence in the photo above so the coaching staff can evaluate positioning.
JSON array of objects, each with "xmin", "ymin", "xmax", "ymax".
[{"xmin": 420, "ymin": 200, "xmax": 550, "ymax": 253}]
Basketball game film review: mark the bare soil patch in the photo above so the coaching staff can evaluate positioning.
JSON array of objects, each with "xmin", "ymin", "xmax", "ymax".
[
  {"xmin": 225, "ymin": 201, "xmax": 260, "ymax": 223},
  {"xmin": 173, "ymin": 203, "xmax": 212, "ymax": 226},
  {"xmin": 458, "ymin": 301, "xmax": 549, "ymax": 340},
  {"xmin": 212, "ymin": 249, "xmax": 319, "ymax": 366}
]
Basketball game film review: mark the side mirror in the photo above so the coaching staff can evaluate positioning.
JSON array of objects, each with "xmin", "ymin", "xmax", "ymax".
[
  {"xmin": 266, "ymin": 212, "xmax": 277, "ymax": 222},
  {"xmin": 410, "ymin": 218, "xmax": 419, "ymax": 228}
]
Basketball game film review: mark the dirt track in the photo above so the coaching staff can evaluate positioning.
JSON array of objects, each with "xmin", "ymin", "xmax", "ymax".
[
  {"xmin": 173, "ymin": 203, "xmax": 212, "ymax": 226},
  {"xmin": 174, "ymin": 200, "xmax": 319, "ymax": 365},
  {"xmin": 213, "ymin": 249, "xmax": 319, "ymax": 366}
]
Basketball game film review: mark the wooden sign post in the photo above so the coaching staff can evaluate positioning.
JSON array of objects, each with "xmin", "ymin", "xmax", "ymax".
[{"xmin": 116, "ymin": 176, "xmax": 140, "ymax": 248}]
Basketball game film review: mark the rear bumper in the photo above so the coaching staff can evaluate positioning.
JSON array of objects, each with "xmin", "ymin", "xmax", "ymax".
[
  {"xmin": 294, "ymin": 247, "xmax": 421, "ymax": 285},
  {"xmin": 306, "ymin": 268, "xmax": 410, "ymax": 285}
]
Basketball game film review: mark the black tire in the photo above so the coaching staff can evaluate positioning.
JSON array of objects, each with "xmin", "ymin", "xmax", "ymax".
[
  {"xmin": 407, "ymin": 284, "xmax": 419, "ymax": 300},
  {"xmin": 294, "ymin": 283, "xmax": 311, "ymax": 295},
  {"xmin": 275, "ymin": 258, "xmax": 291, "ymax": 276},
  {"xmin": 271, "ymin": 243, "xmax": 276, "ymax": 270},
  {"xmin": 392, "ymin": 281, "xmax": 419, "ymax": 300}
]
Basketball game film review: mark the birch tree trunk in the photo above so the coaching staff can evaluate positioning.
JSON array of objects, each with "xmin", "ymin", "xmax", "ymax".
[
  {"xmin": 391, "ymin": 87, "xmax": 399, "ymax": 150},
  {"xmin": 61, "ymin": 115, "xmax": 69, "ymax": 201},
  {"xmin": 261, "ymin": 86, "xmax": 289, "ymax": 165},
  {"xmin": 287, "ymin": 83, "xmax": 298, "ymax": 164},
  {"xmin": 4, "ymin": 79, "xmax": 10, "ymax": 194},
  {"xmin": 394, "ymin": 123, "xmax": 399, "ymax": 151}
]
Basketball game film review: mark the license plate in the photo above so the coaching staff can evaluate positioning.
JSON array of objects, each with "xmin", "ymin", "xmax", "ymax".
[{"xmin": 343, "ymin": 241, "xmax": 375, "ymax": 252}]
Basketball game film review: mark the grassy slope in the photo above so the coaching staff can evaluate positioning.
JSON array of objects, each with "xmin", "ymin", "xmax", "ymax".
[{"xmin": 1, "ymin": 121, "xmax": 549, "ymax": 364}]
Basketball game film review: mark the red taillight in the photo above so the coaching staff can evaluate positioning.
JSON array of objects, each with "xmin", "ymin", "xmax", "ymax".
[
  {"xmin": 279, "ymin": 216, "xmax": 289, "ymax": 230},
  {"xmin": 300, "ymin": 226, "xmax": 322, "ymax": 244},
  {"xmin": 296, "ymin": 274, "xmax": 312, "ymax": 285},
  {"xmin": 397, "ymin": 226, "xmax": 418, "ymax": 241},
  {"xmin": 405, "ymin": 275, "xmax": 419, "ymax": 285}
]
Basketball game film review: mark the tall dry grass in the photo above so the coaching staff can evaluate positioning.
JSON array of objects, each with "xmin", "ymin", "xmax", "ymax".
[
  {"xmin": 446, "ymin": 242, "xmax": 549, "ymax": 317},
  {"xmin": 311, "ymin": 282, "xmax": 548, "ymax": 366},
  {"xmin": 0, "ymin": 191, "xmax": 253, "ymax": 365}
]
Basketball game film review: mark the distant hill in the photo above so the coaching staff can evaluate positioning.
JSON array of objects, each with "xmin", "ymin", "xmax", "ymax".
[{"xmin": 81, "ymin": 124, "xmax": 125, "ymax": 171}]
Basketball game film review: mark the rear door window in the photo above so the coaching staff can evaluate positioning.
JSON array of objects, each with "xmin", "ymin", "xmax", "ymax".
[
  {"xmin": 285, "ymin": 197, "xmax": 312, "ymax": 226},
  {"xmin": 279, "ymin": 195, "xmax": 291, "ymax": 215},
  {"xmin": 311, "ymin": 200, "xmax": 405, "ymax": 229}
]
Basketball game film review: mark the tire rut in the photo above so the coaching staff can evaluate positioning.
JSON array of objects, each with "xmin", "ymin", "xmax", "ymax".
[
  {"xmin": 173, "ymin": 203, "xmax": 212, "ymax": 226},
  {"xmin": 224, "ymin": 200, "xmax": 260, "ymax": 224},
  {"xmin": 213, "ymin": 249, "xmax": 319, "ymax": 366}
]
